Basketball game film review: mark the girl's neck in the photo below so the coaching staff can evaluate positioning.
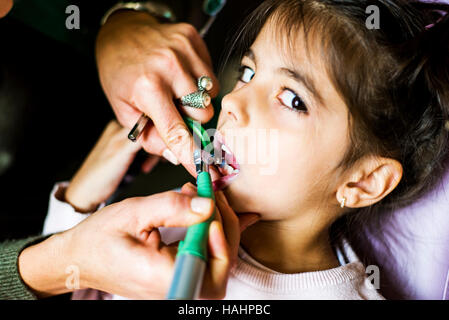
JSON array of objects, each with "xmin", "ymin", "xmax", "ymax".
[{"xmin": 239, "ymin": 218, "xmax": 340, "ymax": 274}]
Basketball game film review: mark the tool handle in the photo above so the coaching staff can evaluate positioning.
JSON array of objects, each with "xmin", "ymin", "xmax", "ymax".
[
  {"xmin": 176, "ymin": 171, "xmax": 215, "ymax": 260},
  {"xmin": 166, "ymin": 172, "xmax": 215, "ymax": 300},
  {"xmin": 166, "ymin": 254, "xmax": 206, "ymax": 299}
]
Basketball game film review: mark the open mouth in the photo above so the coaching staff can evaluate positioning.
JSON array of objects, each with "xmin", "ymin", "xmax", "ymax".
[{"xmin": 210, "ymin": 131, "xmax": 240, "ymax": 191}]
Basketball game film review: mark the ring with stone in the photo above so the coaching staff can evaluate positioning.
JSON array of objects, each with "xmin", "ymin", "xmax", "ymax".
[{"xmin": 180, "ymin": 90, "xmax": 211, "ymax": 109}]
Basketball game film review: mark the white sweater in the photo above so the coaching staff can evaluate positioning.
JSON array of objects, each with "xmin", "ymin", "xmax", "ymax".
[{"xmin": 43, "ymin": 183, "xmax": 384, "ymax": 300}]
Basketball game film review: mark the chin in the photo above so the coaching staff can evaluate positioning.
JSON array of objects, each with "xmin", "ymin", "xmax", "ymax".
[
  {"xmin": 222, "ymin": 180, "xmax": 264, "ymax": 215},
  {"xmin": 222, "ymin": 182, "xmax": 249, "ymax": 212}
]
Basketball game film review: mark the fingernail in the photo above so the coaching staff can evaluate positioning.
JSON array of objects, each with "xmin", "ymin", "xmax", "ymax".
[
  {"xmin": 191, "ymin": 197, "xmax": 213, "ymax": 215},
  {"xmin": 162, "ymin": 149, "xmax": 180, "ymax": 165}
]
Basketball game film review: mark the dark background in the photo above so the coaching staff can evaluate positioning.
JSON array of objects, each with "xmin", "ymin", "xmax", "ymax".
[{"xmin": 0, "ymin": 0, "xmax": 262, "ymax": 240}]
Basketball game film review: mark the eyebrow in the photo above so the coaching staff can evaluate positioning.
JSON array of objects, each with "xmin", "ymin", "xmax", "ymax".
[
  {"xmin": 243, "ymin": 49, "xmax": 256, "ymax": 64},
  {"xmin": 243, "ymin": 49, "xmax": 324, "ymax": 105},
  {"xmin": 278, "ymin": 68, "xmax": 324, "ymax": 105}
]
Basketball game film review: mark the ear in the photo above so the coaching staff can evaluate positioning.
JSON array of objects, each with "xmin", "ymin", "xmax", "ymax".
[{"xmin": 336, "ymin": 156, "xmax": 403, "ymax": 208}]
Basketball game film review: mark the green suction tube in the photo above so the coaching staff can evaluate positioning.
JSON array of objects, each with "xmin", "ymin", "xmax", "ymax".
[{"xmin": 177, "ymin": 171, "xmax": 215, "ymax": 260}]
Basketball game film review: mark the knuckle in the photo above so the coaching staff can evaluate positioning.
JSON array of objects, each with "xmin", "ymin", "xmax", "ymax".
[
  {"xmin": 165, "ymin": 122, "xmax": 190, "ymax": 148},
  {"xmin": 170, "ymin": 32, "xmax": 192, "ymax": 50},
  {"xmin": 158, "ymin": 48, "xmax": 183, "ymax": 73},
  {"xmin": 166, "ymin": 192, "xmax": 186, "ymax": 212},
  {"xmin": 177, "ymin": 23, "xmax": 197, "ymax": 38},
  {"xmin": 133, "ymin": 74, "xmax": 161, "ymax": 94}
]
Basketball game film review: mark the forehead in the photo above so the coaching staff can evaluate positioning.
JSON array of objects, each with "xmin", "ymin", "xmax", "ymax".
[{"xmin": 251, "ymin": 18, "xmax": 323, "ymax": 80}]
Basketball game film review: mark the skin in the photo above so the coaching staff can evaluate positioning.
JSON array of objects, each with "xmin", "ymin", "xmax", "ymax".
[
  {"xmin": 216, "ymin": 18, "xmax": 403, "ymax": 273},
  {"xmin": 96, "ymin": 11, "xmax": 219, "ymax": 175}
]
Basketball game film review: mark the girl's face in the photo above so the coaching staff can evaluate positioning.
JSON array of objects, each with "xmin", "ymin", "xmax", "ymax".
[{"xmin": 216, "ymin": 20, "xmax": 352, "ymax": 221}]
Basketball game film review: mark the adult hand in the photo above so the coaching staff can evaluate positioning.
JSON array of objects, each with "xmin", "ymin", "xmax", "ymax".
[
  {"xmin": 18, "ymin": 190, "xmax": 217, "ymax": 299},
  {"xmin": 96, "ymin": 11, "xmax": 219, "ymax": 176}
]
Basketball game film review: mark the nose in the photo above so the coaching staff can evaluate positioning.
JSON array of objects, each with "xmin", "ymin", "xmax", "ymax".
[{"xmin": 221, "ymin": 89, "xmax": 249, "ymax": 127}]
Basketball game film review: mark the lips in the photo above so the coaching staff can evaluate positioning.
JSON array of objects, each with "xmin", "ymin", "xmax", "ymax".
[{"xmin": 210, "ymin": 130, "xmax": 240, "ymax": 191}]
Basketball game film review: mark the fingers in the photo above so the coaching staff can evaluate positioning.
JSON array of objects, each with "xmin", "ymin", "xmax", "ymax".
[
  {"xmin": 202, "ymin": 220, "xmax": 230, "ymax": 299},
  {"xmin": 168, "ymin": 57, "xmax": 215, "ymax": 124},
  {"xmin": 172, "ymin": 23, "xmax": 216, "ymax": 86},
  {"xmin": 146, "ymin": 228, "xmax": 162, "ymax": 249},
  {"xmin": 170, "ymin": 36, "xmax": 220, "ymax": 98},
  {"xmin": 132, "ymin": 76, "xmax": 196, "ymax": 175},
  {"xmin": 141, "ymin": 154, "xmax": 160, "ymax": 173},
  {"xmin": 237, "ymin": 213, "xmax": 261, "ymax": 233},
  {"xmin": 139, "ymin": 125, "xmax": 174, "ymax": 157},
  {"xmin": 181, "ymin": 182, "xmax": 197, "ymax": 196},
  {"xmin": 176, "ymin": 23, "xmax": 213, "ymax": 67},
  {"xmin": 214, "ymin": 191, "xmax": 240, "ymax": 267},
  {"xmin": 124, "ymin": 191, "xmax": 214, "ymax": 233}
]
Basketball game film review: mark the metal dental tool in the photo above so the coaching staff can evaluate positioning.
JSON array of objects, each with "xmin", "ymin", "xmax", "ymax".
[{"xmin": 199, "ymin": 0, "xmax": 227, "ymax": 37}]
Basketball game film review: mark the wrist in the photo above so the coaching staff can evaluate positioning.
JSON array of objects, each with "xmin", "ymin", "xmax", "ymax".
[
  {"xmin": 96, "ymin": 9, "xmax": 158, "ymax": 65},
  {"xmin": 100, "ymin": 1, "xmax": 175, "ymax": 26},
  {"xmin": 64, "ymin": 185, "xmax": 99, "ymax": 214},
  {"xmin": 102, "ymin": 9, "xmax": 158, "ymax": 28},
  {"xmin": 18, "ymin": 232, "xmax": 82, "ymax": 298}
]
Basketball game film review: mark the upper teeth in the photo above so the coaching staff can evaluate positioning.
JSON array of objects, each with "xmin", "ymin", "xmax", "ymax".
[{"xmin": 221, "ymin": 144, "xmax": 231, "ymax": 154}]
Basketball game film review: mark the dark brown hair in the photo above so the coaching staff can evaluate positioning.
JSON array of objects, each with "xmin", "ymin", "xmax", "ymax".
[{"xmin": 222, "ymin": 0, "xmax": 449, "ymax": 276}]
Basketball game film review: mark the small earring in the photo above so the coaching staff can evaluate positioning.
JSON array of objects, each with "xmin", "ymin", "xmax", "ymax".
[{"xmin": 340, "ymin": 197, "xmax": 346, "ymax": 208}]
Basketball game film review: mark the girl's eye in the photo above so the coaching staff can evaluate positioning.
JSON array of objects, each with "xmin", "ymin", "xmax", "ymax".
[
  {"xmin": 278, "ymin": 89, "xmax": 308, "ymax": 113},
  {"xmin": 238, "ymin": 66, "xmax": 255, "ymax": 83}
]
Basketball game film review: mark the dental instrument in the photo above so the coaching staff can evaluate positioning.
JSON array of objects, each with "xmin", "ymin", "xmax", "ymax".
[{"xmin": 166, "ymin": 120, "xmax": 216, "ymax": 300}]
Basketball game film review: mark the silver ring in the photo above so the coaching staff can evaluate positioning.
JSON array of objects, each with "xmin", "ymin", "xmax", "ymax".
[
  {"xmin": 198, "ymin": 76, "xmax": 213, "ymax": 91},
  {"xmin": 181, "ymin": 90, "xmax": 211, "ymax": 109}
]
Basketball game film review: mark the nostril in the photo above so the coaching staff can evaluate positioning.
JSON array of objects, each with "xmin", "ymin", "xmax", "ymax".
[{"xmin": 227, "ymin": 111, "xmax": 237, "ymax": 122}]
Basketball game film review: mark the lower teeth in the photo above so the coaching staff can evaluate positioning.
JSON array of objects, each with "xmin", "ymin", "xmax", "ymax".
[{"xmin": 224, "ymin": 164, "xmax": 234, "ymax": 175}]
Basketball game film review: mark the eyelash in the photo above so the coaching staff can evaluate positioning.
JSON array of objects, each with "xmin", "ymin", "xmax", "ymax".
[
  {"xmin": 278, "ymin": 87, "xmax": 308, "ymax": 114},
  {"xmin": 237, "ymin": 65, "xmax": 254, "ymax": 83},
  {"xmin": 237, "ymin": 65, "xmax": 308, "ymax": 114}
]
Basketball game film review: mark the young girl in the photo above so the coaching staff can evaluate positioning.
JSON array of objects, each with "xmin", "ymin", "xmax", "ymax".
[{"xmin": 43, "ymin": 0, "xmax": 449, "ymax": 299}]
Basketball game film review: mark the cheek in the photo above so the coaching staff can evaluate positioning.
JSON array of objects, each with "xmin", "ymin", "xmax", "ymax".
[{"xmin": 216, "ymin": 109, "xmax": 226, "ymax": 127}]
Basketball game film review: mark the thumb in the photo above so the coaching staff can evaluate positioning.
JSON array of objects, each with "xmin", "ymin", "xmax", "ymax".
[
  {"xmin": 201, "ymin": 220, "xmax": 230, "ymax": 299},
  {"xmin": 124, "ymin": 191, "xmax": 214, "ymax": 233}
]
